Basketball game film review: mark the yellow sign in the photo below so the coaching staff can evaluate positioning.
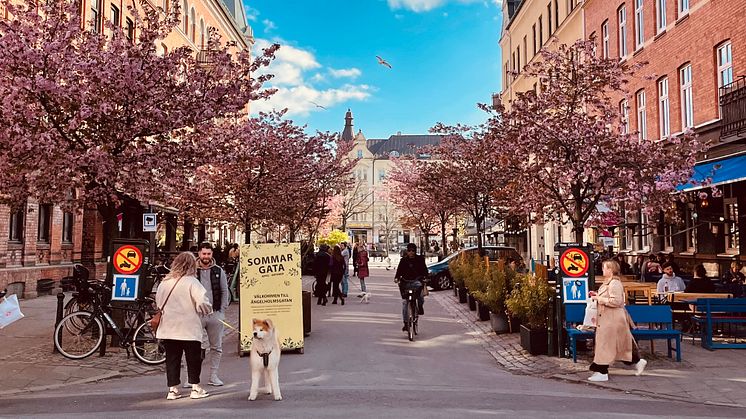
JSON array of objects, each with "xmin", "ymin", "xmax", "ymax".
[{"xmin": 239, "ymin": 243, "xmax": 304, "ymax": 354}]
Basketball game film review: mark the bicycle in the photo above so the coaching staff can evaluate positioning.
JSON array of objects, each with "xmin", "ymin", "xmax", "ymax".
[
  {"xmin": 53, "ymin": 280, "xmax": 165, "ymax": 364},
  {"xmin": 396, "ymin": 277, "xmax": 425, "ymax": 342}
]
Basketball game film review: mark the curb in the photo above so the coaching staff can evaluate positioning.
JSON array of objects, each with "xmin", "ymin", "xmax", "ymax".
[{"xmin": 0, "ymin": 371, "xmax": 122, "ymax": 397}]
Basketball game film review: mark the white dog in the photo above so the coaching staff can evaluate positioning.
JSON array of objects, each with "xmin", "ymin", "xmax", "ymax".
[
  {"xmin": 359, "ymin": 292, "xmax": 371, "ymax": 303},
  {"xmin": 248, "ymin": 318, "xmax": 282, "ymax": 401}
]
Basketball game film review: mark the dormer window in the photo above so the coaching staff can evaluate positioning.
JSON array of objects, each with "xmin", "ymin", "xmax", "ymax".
[
  {"xmin": 389, "ymin": 151, "xmax": 400, "ymax": 158},
  {"xmin": 357, "ymin": 150, "xmax": 363, "ymax": 159}
]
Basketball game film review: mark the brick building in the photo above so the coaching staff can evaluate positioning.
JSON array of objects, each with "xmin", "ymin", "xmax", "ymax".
[
  {"xmin": 0, "ymin": 0, "xmax": 252, "ymax": 297},
  {"xmin": 584, "ymin": 0, "xmax": 745, "ymax": 272}
]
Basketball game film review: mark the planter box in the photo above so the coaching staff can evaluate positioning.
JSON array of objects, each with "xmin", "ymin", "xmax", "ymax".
[
  {"xmin": 489, "ymin": 311, "xmax": 510, "ymax": 334},
  {"xmin": 467, "ymin": 293, "xmax": 477, "ymax": 311},
  {"xmin": 508, "ymin": 316, "xmax": 521, "ymax": 333},
  {"xmin": 457, "ymin": 286, "xmax": 468, "ymax": 303},
  {"xmin": 519, "ymin": 325, "xmax": 548, "ymax": 355},
  {"xmin": 475, "ymin": 300, "xmax": 490, "ymax": 321}
]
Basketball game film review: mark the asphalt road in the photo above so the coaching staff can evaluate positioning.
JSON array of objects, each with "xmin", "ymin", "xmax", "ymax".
[{"xmin": 2, "ymin": 270, "xmax": 741, "ymax": 418}]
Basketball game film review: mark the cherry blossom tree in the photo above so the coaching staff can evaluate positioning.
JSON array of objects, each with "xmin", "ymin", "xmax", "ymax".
[
  {"xmin": 0, "ymin": 0, "xmax": 278, "ymax": 243},
  {"xmin": 498, "ymin": 40, "xmax": 707, "ymax": 242},
  {"xmin": 336, "ymin": 178, "xmax": 374, "ymax": 232}
]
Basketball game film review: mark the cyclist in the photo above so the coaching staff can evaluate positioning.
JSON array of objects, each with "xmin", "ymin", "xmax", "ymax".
[{"xmin": 395, "ymin": 243, "xmax": 428, "ymax": 331}]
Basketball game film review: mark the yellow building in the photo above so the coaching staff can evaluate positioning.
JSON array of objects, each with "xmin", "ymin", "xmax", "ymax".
[{"xmin": 497, "ymin": 0, "xmax": 588, "ymax": 263}]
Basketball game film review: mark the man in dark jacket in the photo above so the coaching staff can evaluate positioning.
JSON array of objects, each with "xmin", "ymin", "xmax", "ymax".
[
  {"xmin": 395, "ymin": 243, "xmax": 428, "ymax": 331},
  {"xmin": 313, "ymin": 244, "xmax": 331, "ymax": 305}
]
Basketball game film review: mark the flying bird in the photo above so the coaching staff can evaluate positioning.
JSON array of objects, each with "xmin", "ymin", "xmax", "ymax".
[
  {"xmin": 309, "ymin": 101, "xmax": 327, "ymax": 110},
  {"xmin": 376, "ymin": 55, "xmax": 392, "ymax": 69}
]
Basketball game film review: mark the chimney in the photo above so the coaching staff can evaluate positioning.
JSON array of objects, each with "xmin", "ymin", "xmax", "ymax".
[{"xmin": 397, "ymin": 131, "xmax": 402, "ymax": 136}]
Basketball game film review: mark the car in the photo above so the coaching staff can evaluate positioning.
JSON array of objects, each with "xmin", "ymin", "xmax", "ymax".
[{"xmin": 427, "ymin": 245, "xmax": 523, "ymax": 291}]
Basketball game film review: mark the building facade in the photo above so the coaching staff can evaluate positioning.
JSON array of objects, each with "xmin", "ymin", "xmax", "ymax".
[
  {"xmin": 498, "ymin": 0, "xmax": 588, "ymax": 264},
  {"xmin": 340, "ymin": 110, "xmax": 442, "ymax": 253},
  {"xmin": 584, "ymin": 0, "xmax": 746, "ymax": 272},
  {"xmin": 0, "ymin": 0, "xmax": 252, "ymax": 297}
]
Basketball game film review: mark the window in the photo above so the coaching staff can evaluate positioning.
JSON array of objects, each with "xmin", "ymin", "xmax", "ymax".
[
  {"xmin": 554, "ymin": 0, "xmax": 559, "ymax": 29},
  {"xmin": 523, "ymin": 36, "xmax": 527, "ymax": 66},
  {"xmin": 636, "ymin": 90, "xmax": 647, "ymax": 140},
  {"xmin": 602, "ymin": 20, "xmax": 609, "ymax": 58},
  {"xmin": 532, "ymin": 24, "xmax": 537, "ymax": 56},
  {"xmin": 517, "ymin": 46, "xmax": 521, "ymax": 73},
  {"xmin": 538, "ymin": 16, "xmax": 544, "ymax": 46},
  {"xmin": 724, "ymin": 188, "xmax": 739, "ymax": 253},
  {"xmin": 547, "ymin": 3, "xmax": 553, "ymax": 35},
  {"xmin": 504, "ymin": 62, "xmax": 509, "ymax": 90},
  {"xmin": 640, "ymin": 213, "xmax": 650, "ymax": 250},
  {"xmin": 568, "ymin": 0, "xmax": 576, "ymax": 11},
  {"xmin": 62, "ymin": 211, "xmax": 74, "ymax": 243},
  {"xmin": 658, "ymin": 77, "xmax": 670, "ymax": 138},
  {"xmin": 110, "ymin": 4, "xmax": 120, "ymax": 27},
  {"xmin": 618, "ymin": 5, "xmax": 627, "ymax": 58},
  {"xmin": 634, "ymin": 0, "xmax": 644, "ymax": 50},
  {"xmin": 379, "ymin": 169, "xmax": 386, "ymax": 181},
  {"xmin": 620, "ymin": 99, "xmax": 629, "ymax": 134},
  {"xmin": 37, "ymin": 204, "xmax": 52, "ymax": 243},
  {"xmin": 680, "ymin": 64, "xmax": 694, "ymax": 129},
  {"xmin": 183, "ymin": 1, "xmax": 189, "ymax": 33},
  {"xmin": 190, "ymin": 8, "xmax": 196, "ymax": 43},
  {"xmin": 656, "ymin": 0, "xmax": 667, "ymax": 33},
  {"xmin": 589, "ymin": 32, "xmax": 597, "ymax": 56},
  {"xmin": 91, "ymin": 0, "xmax": 102, "ymax": 33},
  {"xmin": 8, "ymin": 206, "xmax": 24, "ymax": 242},
  {"xmin": 512, "ymin": 52, "xmax": 516, "ymax": 73},
  {"xmin": 125, "ymin": 18, "xmax": 134, "ymax": 42},
  {"xmin": 685, "ymin": 203, "xmax": 696, "ymax": 252},
  {"xmin": 200, "ymin": 19, "xmax": 206, "ymax": 48},
  {"xmin": 717, "ymin": 41, "xmax": 733, "ymax": 88},
  {"xmin": 664, "ymin": 224, "xmax": 674, "ymax": 251},
  {"xmin": 678, "ymin": 0, "xmax": 689, "ymax": 16},
  {"xmin": 357, "ymin": 150, "xmax": 363, "ymax": 159}
]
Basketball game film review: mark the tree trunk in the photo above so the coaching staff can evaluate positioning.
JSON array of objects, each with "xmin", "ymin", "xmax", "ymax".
[
  {"xmin": 574, "ymin": 222, "xmax": 584, "ymax": 243},
  {"xmin": 423, "ymin": 233, "xmax": 430, "ymax": 256},
  {"xmin": 244, "ymin": 219, "xmax": 251, "ymax": 244},
  {"xmin": 440, "ymin": 218, "xmax": 448, "ymax": 257},
  {"xmin": 476, "ymin": 216, "xmax": 484, "ymax": 251},
  {"xmin": 98, "ymin": 202, "xmax": 120, "ymax": 258}
]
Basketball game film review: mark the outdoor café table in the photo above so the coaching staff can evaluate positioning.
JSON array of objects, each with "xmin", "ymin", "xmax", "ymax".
[{"xmin": 622, "ymin": 282, "xmax": 658, "ymax": 305}]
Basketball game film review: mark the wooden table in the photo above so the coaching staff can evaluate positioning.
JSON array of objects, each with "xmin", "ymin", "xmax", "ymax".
[
  {"xmin": 667, "ymin": 292, "xmax": 732, "ymax": 303},
  {"xmin": 622, "ymin": 282, "xmax": 658, "ymax": 305}
]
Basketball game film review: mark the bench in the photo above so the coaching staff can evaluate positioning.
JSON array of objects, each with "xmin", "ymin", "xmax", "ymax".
[
  {"xmin": 565, "ymin": 304, "xmax": 682, "ymax": 362},
  {"xmin": 691, "ymin": 298, "xmax": 746, "ymax": 350}
]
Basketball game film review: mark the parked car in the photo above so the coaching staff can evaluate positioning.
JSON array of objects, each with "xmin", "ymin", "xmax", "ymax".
[{"xmin": 427, "ymin": 245, "xmax": 522, "ymax": 291}]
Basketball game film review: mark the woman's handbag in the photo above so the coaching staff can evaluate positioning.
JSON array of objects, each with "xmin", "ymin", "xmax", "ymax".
[
  {"xmin": 0, "ymin": 293, "xmax": 25, "ymax": 329},
  {"xmin": 577, "ymin": 299, "xmax": 597, "ymax": 331},
  {"xmin": 150, "ymin": 277, "xmax": 182, "ymax": 333}
]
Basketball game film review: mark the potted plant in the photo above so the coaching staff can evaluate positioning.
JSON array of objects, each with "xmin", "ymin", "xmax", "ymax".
[
  {"xmin": 464, "ymin": 256, "xmax": 488, "ymax": 313},
  {"xmin": 448, "ymin": 258, "xmax": 468, "ymax": 303},
  {"xmin": 506, "ymin": 274, "xmax": 552, "ymax": 355}
]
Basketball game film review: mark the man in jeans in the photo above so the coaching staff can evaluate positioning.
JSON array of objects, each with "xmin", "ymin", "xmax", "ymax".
[
  {"xmin": 196, "ymin": 242, "xmax": 230, "ymax": 386},
  {"xmin": 395, "ymin": 243, "xmax": 428, "ymax": 331}
]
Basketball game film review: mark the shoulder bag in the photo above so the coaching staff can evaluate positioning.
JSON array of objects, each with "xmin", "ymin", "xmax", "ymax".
[{"xmin": 150, "ymin": 277, "xmax": 182, "ymax": 333}]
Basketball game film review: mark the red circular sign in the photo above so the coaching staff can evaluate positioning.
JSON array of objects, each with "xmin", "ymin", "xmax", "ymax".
[
  {"xmin": 113, "ymin": 245, "xmax": 143, "ymax": 275},
  {"xmin": 560, "ymin": 248, "xmax": 589, "ymax": 277}
]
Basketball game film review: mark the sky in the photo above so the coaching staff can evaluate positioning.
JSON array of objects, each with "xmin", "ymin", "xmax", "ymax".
[{"xmin": 245, "ymin": 0, "xmax": 504, "ymax": 139}]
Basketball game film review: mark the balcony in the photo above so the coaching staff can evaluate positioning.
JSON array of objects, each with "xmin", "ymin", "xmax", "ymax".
[
  {"xmin": 196, "ymin": 49, "xmax": 215, "ymax": 66},
  {"xmin": 719, "ymin": 76, "xmax": 746, "ymax": 138}
]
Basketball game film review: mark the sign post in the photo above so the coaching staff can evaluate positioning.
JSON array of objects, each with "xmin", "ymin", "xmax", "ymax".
[
  {"xmin": 108, "ymin": 239, "xmax": 149, "ymax": 302},
  {"xmin": 554, "ymin": 242, "xmax": 595, "ymax": 357},
  {"xmin": 239, "ymin": 243, "xmax": 304, "ymax": 356}
]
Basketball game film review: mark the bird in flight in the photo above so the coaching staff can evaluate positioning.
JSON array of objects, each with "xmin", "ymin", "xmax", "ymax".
[
  {"xmin": 376, "ymin": 55, "xmax": 392, "ymax": 69},
  {"xmin": 309, "ymin": 101, "xmax": 327, "ymax": 110}
]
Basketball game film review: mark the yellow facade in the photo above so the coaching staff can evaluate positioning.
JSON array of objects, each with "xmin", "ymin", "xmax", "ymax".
[{"xmin": 499, "ymin": 0, "xmax": 584, "ymax": 108}]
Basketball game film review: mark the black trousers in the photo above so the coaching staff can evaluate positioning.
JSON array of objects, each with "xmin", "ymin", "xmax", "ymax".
[
  {"xmin": 590, "ymin": 340, "xmax": 641, "ymax": 375},
  {"xmin": 163, "ymin": 339, "xmax": 202, "ymax": 387}
]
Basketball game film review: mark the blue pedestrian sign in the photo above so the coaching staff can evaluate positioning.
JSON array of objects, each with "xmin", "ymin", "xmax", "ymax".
[
  {"xmin": 112, "ymin": 274, "xmax": 140, "ymax": 301},
  {"xmin": 562, "ymin": 278, "xmax": 588, "ymax": 304}
]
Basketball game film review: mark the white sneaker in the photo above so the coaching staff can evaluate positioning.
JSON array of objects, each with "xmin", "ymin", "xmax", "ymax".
[
  {"xmin": 635, "ymin": 359, "xmax": 647, "ymax": 376},
  {"xmin": 190, "ymin": 386, "xmax": 210, "ymax": 399},
  {"xmin": 166, "ymin": 388, "xmax": 182, "ymax": 400},
  {"xmin": 588, "ymin": 372, "xmax": 609, "ymax": 382},
  {"xmin": 208, "ymin": 376, "xmax": 224, "ymax": 386}
]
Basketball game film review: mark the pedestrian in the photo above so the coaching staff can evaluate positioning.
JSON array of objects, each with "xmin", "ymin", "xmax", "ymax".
[
  {"xmin": 642, "ymin": 254, "xmax": 661, "ymax": 281},
  {"xmin": 615, "ymin": 253, "xmax": 632, "ymax": 275},
  {"xmin": 685, "ymin": 264, "xmax": 715, "ymax": 293},
  {"xmin": 340, "ymin": 242, "xmax": 351, "ymax": 298},
  {"xmin": 330, "ymin": 245, "xmax": 346, "ymax": 305},
  {"xmin": 587, "ymin": 259, "xmax": 647, "ymax": 382},
  {"xmin": 357, "ymin": 242, "xmax": 370, "ymax": 295},
  {"xmin": 722, "ymin": 261, "xmax": 745, "ymax": 297},
  {"xmin": 228, "ymin": 243, "xmax": 240, "ymax": 263},
  {"xmin": 313, "ymin": 244, "xmax": 331, "ymax": 305},
  {"xmin": 194, "ymin": 242, "xmax": 229, "ymax": 387},
  {"xmin": 352, "ymin": 242, "xmax": 360, "ymax": 277},
  {"xmin": 155, "ymin": 251, "xmax": 213, "ymax": 400}
]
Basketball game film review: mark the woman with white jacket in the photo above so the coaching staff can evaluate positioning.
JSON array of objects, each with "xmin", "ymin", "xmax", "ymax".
[{"xmin": 155, "ymin": 252, "xmax": 213, "ymax": 400}]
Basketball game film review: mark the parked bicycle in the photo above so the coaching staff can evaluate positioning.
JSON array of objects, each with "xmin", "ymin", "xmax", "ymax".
[{"xmin": 53, "ymin": 280, "xmax": 165, "ymax": 364}]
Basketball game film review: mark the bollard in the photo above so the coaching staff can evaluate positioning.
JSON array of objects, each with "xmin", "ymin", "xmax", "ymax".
[{"xmin": 54, "ymin": 292, "xmax": 64, "ymax": 353}]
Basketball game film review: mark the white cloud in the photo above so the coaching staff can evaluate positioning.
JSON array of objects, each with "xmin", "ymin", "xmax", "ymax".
[
  {"xmin": 246, "ymin": 7, "xmax": 259, "ymax": 22},
  {"xmin": 252, "ymin": 39, "xmax": 372, "ymax": 117},
  {"xmin": 262, "ymin": 19, "xmax": 277, "ymax": 32},
  {"xmin": 387, "ymin": 0, "xmax": 501, "ymax": 12},
  {"xmin": 328, "ymin": 67, "xmax": 362, "ymax": 79}
]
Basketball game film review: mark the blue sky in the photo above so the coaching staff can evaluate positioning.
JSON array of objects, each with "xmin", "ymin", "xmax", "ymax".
[{"xmin": 246, "ymin": 0, "xmax": 504, "ymax": 139}]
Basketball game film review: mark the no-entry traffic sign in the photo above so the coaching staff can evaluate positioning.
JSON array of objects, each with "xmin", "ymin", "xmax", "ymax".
[
  {"xmin": 560, "ymin": 248, "xmax": 589, "ymax": 278},
  {"xmin": 113, "ymin": 245, "xmax": 143, "ymax": 275}
]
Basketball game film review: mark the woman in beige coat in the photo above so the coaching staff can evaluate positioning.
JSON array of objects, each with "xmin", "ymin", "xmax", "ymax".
[{"xmin": 588, "ymin": 259, "xmax": 647, "ymax": 382}]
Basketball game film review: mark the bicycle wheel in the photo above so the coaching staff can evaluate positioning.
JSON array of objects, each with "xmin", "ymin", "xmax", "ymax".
[
  {"xmin": 54, "ymin": 311, "xmax": 104, "ymax": 359},
  {"xmin": 407, "ymin": 301, "xmax": 415, "ymax": 341},
  {"xmin": 132, "ymin": 321, "xmax": 166, "ymax": 365},
  {"xmin": 413, "ymin": 307, "xmax": 419, "ymax": 336}
]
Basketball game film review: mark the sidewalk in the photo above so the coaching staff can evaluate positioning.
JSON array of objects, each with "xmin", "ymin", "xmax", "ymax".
[{"xmin": 431, "ymin": 289, "xmax": 746, "ymax": 408}]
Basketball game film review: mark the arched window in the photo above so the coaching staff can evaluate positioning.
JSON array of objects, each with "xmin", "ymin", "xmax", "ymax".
[
  {"xmin": 183, "ymin": 0, "xmax": 189, "ymax": 33},
  {"xmin": 190, "ymin": 8, "xmax": 196, "ymax": 43},
  {"xmin": 199, "ymin": 19, "xmax": 205, "ymax": 47}
]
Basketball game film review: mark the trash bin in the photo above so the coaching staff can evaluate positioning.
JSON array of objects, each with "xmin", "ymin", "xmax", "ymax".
[{"xmin": 302, "ymin": 290, "xmax": 311, "ymax": 336}]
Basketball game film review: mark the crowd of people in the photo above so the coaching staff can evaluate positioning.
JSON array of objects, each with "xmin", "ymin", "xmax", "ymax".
[{"xmin": 312, "ymin": 241, "xmax": 370, "ymax": 306}]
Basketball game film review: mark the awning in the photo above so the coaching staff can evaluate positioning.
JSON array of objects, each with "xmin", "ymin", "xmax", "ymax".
[{"xmin": 677, "ymin": 153, "xmax": 746, "ymax": 192}]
